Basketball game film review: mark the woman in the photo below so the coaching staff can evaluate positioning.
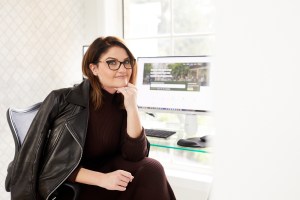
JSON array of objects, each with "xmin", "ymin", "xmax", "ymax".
[{"xmin": 6, "ymin": 36, "xmax": 176, "ymax": 199}]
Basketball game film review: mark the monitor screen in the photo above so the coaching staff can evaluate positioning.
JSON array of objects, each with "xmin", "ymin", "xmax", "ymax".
[
  {"xmin": 136, "ymin": 56, "xmax": 212, "ymax": 114},
  {"xmin": 83, "ymin": 45, "xmax": 89, "ymax": 56}
]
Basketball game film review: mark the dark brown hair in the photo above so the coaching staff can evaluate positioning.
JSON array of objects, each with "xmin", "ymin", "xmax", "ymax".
[{"xmin": 82, "ymin": 36, "xmax": 137, "ymax": 109}]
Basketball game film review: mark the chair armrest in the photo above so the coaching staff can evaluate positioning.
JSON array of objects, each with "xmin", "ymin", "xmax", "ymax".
[
  {"xmin": 49, "ymin": 182, "xmax": 80, "ymax": 200},
  {"xmin": 63, "ymin": 182, "xmax": 80, "ymax": 200}
]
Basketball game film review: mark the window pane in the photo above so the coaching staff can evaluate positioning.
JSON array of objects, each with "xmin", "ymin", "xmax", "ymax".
[
  {"xmin": 173, "ymin": 36, "xmax": 215, "ymax": 56},
  {"xmin": 173, "ymin": 0, "xmax": 215, "ymax": 34},
  {"xmin": 124, "ymin": 0, "xmax": 171, "ymax": 38},
  {"xmin": 126, "ymin": 38, "xmax": 171, "ymax": 57}
]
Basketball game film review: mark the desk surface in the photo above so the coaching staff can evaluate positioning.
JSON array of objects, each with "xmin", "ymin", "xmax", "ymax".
[{"xmin": 140, "ymin": 112, "xmax": 214, "ymax": 154}]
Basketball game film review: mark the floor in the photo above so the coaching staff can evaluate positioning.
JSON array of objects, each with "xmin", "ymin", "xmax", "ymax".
[
  {"xmin": 166, "ymin": 166, "xmax": 212, "ymax": 200},
  {"xmin": 150, "ymin": 150, "xmax": 213, "ymax": 200}
]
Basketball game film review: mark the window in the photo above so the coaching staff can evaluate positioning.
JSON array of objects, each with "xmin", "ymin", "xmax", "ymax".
[{"xmin": 123, "ymin": 0, "xmax": 215, "ymax": 57}]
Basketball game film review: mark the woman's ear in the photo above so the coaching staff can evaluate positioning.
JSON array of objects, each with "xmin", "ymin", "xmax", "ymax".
[{"xmin": 89, "ymin": 63, "xmax": 98, "ymax": 76}]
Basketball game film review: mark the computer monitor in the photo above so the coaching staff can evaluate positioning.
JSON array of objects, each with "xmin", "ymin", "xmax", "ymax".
[
  {"xmin": 83, "ymin": 45, "xmax": 89, "ymax": 56},
  {"xmin": 136, "ymin": 56, "xmax": 212, "ymax": 134},
  {"xmin": 136, "ymin": 56, "xmax": 212, "ymax": 113}
]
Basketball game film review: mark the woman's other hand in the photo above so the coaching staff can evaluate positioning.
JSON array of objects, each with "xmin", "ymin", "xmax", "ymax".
[{"xmin": 98, "ymin": 170, "xmax": 134, "ymax": 191}]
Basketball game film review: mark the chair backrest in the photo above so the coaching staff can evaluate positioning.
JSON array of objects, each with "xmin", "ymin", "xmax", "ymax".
[
  {"xmin": 7, "ymin": 102, "xmax": 42, "ymax": 152},
  {"xmin": 6, "ymin": 102, "xmax": 80, "ymax": 199}
]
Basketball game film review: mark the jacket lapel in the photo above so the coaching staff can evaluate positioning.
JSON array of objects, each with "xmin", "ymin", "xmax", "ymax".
[
  {"xmin": 65, "ymin": 79, "xmax": 90, "ymax": 108},
  {"xmin": 65, "ymin": 79, "xmax": 90, "ymax": 146}
]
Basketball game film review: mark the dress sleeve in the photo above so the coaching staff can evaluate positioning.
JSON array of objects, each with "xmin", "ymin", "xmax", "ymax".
[{"xmin": 121, "ymin": 115, "xmax": 149, "ymax": 161}]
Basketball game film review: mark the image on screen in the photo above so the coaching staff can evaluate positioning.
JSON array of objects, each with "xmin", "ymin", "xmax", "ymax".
[{"xmin": 136, "ymin": 56, "xmax": 212, "ymax": 114}]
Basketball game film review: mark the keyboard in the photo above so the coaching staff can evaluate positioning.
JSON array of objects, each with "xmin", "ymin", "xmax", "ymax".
[{"xmin": 145, "ymin": 129, "xmax": 176, "ymax": 138}]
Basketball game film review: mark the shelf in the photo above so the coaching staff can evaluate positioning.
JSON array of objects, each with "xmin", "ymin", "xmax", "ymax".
[
  {"xmin": 146, "ymin": 131, "xmax": 210, "ymax": 153},
  {"xmin": 148, "ymin": 145, "xmax": 212, "ymax": 171},
  {"xmin": 149, "ymin": 143, "xmax": 208, "ymax": 153}
]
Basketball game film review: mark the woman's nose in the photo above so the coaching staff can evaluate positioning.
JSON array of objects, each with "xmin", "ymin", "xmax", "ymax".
[{"xmin": 118, "ymin": 63, "xmax": 127, "ymax": 72}]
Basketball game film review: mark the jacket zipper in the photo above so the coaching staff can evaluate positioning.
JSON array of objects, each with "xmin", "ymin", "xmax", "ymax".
[{"xmin": 46, "ymin": 123, "xmax": 83, "ymax": 200}]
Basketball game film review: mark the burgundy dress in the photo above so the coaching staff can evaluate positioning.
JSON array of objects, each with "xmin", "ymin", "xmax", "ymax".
[{"xmin": 69, "ymin": 89, "xmax": 176, "ymax": 200}]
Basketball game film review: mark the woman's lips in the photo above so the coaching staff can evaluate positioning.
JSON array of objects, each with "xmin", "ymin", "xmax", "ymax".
[{"xmin": 115, "ymin": 75, "xmax": 127, "ymax": 79}]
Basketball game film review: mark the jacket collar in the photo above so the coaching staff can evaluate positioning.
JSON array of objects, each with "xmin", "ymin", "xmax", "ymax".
[{"xmin": 66, "ymin": 78, "xmax": 90, "ymax": 107}]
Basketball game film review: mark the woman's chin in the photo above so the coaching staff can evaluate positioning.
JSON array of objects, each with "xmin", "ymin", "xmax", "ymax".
[{"xmin": 115, "ymin": 81, "xmax": 128, "ymax": 88}]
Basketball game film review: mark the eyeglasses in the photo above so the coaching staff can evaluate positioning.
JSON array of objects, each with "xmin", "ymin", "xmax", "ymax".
[{"xmin": 98, "ymin": 59, "xmax": 135, "ymax": 71}]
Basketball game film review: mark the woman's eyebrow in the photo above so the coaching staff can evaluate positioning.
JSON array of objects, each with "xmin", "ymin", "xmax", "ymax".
[
  {"xmin": 105, "ymin": 57, "xmax": 130, "ymax": 61},
  {"xmin": 105, "ymin": 57, "xmax": 117, "ymax": 60}
]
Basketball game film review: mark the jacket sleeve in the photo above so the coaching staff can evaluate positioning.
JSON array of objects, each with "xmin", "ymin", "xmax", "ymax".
[{"xmin": 8, "ymin": 91, "xmax": 62, "ymax": 200}]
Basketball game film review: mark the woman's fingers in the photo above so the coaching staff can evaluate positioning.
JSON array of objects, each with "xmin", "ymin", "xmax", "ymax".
[
  {"xmin": 120, "ymin": 170, "xmax": 134, "ymax": 181},
  {"xmin": 116, "ymin": 185, "xmax": 126, "ymax": 191},
  {"xmin": 115, "ymin": 85, "xmax": 138, "ymax": 112},
  {"xmin": 127, "ymin": 83, "xmax": 137, "ymax": 90},
  {"xmin": 103, "ymin": 170, "xmax": 134, "ymax": 191},
  {"xmin": 118, "ymin": 180, "xmax": 129, "ymax": 187},
  {"xmin": 115, "ymin": 170, "xmax": 133, "ymax": 190},
  {"xmin": 116, "ymin": 85, "xmax": 136, "ymax": 95},
  {"xmin": 115, "ymin": 83, "xmax": 137, "ymax": 94},
  {"xmin": 115, "ymin": 170, "xmax": 134, "ymax": 189}
]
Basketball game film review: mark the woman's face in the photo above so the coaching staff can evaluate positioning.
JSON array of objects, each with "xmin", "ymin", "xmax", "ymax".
[{"xmin": 90, "ymin": 46, "xmax": 132, "ymax": 93}]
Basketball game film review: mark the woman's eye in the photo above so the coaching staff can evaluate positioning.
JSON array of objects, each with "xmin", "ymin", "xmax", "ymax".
[
  {"xmin": 124, "ymin": 60, "xmax": 130, "ymax": 64},
  {"xmin": 107, "ymin": 60, "xmax": 117, "ymax": 65}
]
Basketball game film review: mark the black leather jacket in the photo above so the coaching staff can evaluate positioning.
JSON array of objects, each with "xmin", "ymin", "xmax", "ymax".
[
  {"xmin": 6, "ymin": 79, "xmax": 91, "ymax": 199},
  {"xmin": 6, "ymin": 79, "xmax": 149, "ymax": 200}
]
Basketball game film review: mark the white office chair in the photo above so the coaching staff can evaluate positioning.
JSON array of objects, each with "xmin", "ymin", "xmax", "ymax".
[{"xmin": 6, "ymin": 102, "xmax": 79, "ymax": 200}]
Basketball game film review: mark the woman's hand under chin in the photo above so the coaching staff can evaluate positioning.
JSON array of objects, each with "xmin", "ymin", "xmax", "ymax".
[{"xmin": 115, "ymin": 83, "xmax": 138, "ymax": 113}]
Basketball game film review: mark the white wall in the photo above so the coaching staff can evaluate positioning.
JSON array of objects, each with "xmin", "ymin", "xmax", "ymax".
[
  {"xmin": 83, "ymin": 0, "xmax": 123, "ymax": 45},
  {"xmin": 0, "ymin": 0, "xmax": 86, "ymax": 199},
  {"xmin": 213, "ymin": 0, "xmax": 300, "ymax": 199}
]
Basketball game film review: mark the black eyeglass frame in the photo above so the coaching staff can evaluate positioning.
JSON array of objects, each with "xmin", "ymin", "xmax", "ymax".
[{"xmin": 97, "ymin": 59, "xmax": 136, "ymax": 71}]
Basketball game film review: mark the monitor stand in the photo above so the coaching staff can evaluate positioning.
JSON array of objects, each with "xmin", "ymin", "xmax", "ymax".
[{"xmin": 184, "ymin": 114, "xmax": 198, "ymax": 135}]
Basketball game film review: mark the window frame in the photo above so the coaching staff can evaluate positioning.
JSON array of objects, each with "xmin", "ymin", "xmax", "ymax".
[{"xmin": 122, "ymin": 0, "xmax": 215, "ymax": 56}]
